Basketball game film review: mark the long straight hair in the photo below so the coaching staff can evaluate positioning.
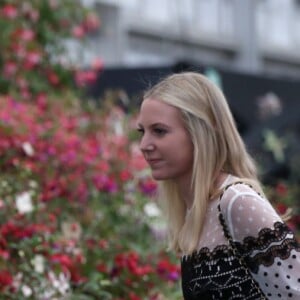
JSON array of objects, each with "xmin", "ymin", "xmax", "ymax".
[{"xmin": 144, "ymin": 72, "xmax": 262, "ymax": 255}]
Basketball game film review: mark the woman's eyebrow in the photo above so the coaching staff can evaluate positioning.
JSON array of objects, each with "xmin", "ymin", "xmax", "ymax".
[
  {"xmin": 150, "ymin": 122, "xmax": 171, "ymax": 128},
  {"xmin": 136, "ymin": 122, "xmax": 171, "ymax": 129}
]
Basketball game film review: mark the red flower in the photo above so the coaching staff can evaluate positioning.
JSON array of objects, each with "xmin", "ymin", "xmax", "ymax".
[
  {"xmin": 113, "ymin": 251, "xmax": 154, "ymax": 278},
  {"xmin": 129, "ymin": 292, "xmax": 141, "ymax": 300},
  {"xmin": 50, "ymin": 253, "xmax": 73, "ymax": 269},
  {"xmin": 0, "ymin": 222, "xmax": 36, "ymax": 240},
  {"xmin": 0, "ymin": 270, "xmax": 13, "ymax": 290},
  {"xmin": 50, "ymin": 253, "xmax": 87, "ymax": 284},
  {"xmin": 47, "ymin": 71, "xmax": 60, "ymax": 86},
  {"xmin": 119, "ymin": 169, "xmax": 132, "ymax": 182},
  {"xmin": 96, "ymin": 263, "xmax": 108, "ymax": 273},
  {"xmin": 275, "ymin": 182, "xmax": 288, "ymax": 197},
  {"xmin": 157, "ymin": 258, "xmax": 180, "ymax": 282},
  {"xmin": 276, "ymin": 203, "xmax": 288, "ymax": 215}
]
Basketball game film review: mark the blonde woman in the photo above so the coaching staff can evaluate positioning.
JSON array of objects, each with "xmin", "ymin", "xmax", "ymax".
[{"xmin": 136, "ymin": 72, "xmax": 300, "ymax": 299}]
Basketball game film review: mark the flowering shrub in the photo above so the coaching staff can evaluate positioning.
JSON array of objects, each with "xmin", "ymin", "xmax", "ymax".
[
  {"xmin": 265, "ymin": 182, "xmax": 300, "ymax": 239},
  {"xmin": 0, "ymin": 0, "xmax": 101, "ymax": 100},
  {"xmin": 0, "ymin": 1, "xmax": 182, "ymax": 298},
  {"xmin": 0, "ymin": 96, "xmax": 182, "ymax": 299}
]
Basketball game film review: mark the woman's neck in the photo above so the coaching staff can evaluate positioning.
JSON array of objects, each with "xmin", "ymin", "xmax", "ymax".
[
  {"xmin": 179, "ymin": 172, "xmax": 230, "ymax": 210},
  {"xmin": 176, "ymin": 174, "xmax": 194, "ymax": 210}
]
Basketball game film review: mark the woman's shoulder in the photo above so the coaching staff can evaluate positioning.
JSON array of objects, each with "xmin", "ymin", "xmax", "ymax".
[
  {"xmin": 220, "ymin": 176, "xmax": 277, "ymax": 218},
  {"xmin": 219, "ymin": 175, "xmax": 264, "ymax": 202},
  {"xmin": 219, "ymin": 175, "xmax": 283, "ymax": 241}
]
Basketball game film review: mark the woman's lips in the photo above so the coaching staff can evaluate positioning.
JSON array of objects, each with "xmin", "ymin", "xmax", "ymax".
[{"xmin": 147, "ymin": 159, "xmax": 162, "ymax": 166}]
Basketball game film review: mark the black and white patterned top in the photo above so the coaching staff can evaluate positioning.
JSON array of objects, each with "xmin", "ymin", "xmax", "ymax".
[{"xmin": 181, "ymin": 176, "xmax": 300, "ymax": 300}]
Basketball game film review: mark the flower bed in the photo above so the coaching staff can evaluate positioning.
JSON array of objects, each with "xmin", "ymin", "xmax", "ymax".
[{"xmin": 0, "ymin": 96, "xmax": 183, "ymax": 299}]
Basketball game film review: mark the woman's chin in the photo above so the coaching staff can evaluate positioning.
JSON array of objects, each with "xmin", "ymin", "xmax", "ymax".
[{"xmin": 151, "ymin": 171, "xmax": 170, "ymax": 181}]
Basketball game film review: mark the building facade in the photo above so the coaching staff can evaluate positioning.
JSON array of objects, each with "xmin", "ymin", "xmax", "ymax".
[{"xmin": 80, "ymin": 0, "xmax": 300, "ymax": 78}]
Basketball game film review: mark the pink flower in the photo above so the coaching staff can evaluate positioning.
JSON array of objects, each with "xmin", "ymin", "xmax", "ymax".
[
  {"xmin": 84, "ymin": 12, "xmax": 101, "ymax": 32},
  {"xmin": 36, "ymin": 93, "xmax": 48, "ymax": 110},
  {"xmin": 75, "ymin": 70, "xmax": 97, "ymax": 87},
  {"xmin": 19, "ymin": 29, "xmax": 35, "ymax": 42},
  {"xmin": 93, "ymin": 174, "xmax": 118, "ymax": 193},
  {"xmin": 72, "ymin": 25, "xmax": 85, "ymax": 38},
  {"xmin": 4, "ymin": 61, "xmax": 17, "ymax": 77},
  {"xmin": 13, "ymin": 44, "xmax": 26, "ymax": 59},
  {"xmin": 0, "ymin": 249, "xmax": 9, "ymax": 260},
  {"xmin": 24, "ymin": 51, "xmax": 42, "ymax": 70},
  {"xmin": 28, "ymin": 9, "xmax": 39, "ymax": 22},
  {"xmin": 20, "ymin": 88, "xmax": 31, "ymax": 100},
  {"xmin": 1, "ymin": 4, "xmax": 18, "ymax": 19},
  {"xmin": 91, "ymin": 58, "xmax": 104, "ymax": 71},
  {"xmin": 16, "ymin": 77, "xmax": 28, "ymax": 90}
]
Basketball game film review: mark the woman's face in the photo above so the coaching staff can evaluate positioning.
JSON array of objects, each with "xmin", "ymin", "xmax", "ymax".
[{"xmin": 137, "ymin": 98, "xmax": 194, "ymax": 183}]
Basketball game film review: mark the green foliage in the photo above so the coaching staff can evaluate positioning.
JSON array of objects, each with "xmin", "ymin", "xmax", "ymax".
[{"xmin": 0, "ymin": 0, "xmax": 100, "ymax": 100}]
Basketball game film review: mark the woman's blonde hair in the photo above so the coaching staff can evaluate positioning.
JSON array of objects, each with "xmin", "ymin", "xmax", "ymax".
[{"xmin": 143, "ymin": 72, "xmax": 263, "ymax": 255}]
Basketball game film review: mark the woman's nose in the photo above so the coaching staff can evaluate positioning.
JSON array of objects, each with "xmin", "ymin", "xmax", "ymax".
[{"xmin": 140, "ymin": 135, "xmax": 155, "ymax": 152}]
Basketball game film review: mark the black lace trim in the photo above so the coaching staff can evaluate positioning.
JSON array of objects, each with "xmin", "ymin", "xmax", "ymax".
[
  {"xmin": 182, "ymin": 244, "xmax": 232, "ymax": 262},
  {"xmin": 240, "ymin": 222, "xmax": 297, "ymax": 252},
  {"xmin": 234, "ymin": 222, "xmax": 300, "ymax": 273}
]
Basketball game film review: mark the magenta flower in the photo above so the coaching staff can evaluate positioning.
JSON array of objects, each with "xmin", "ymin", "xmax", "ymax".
[{"xmin": 1, "ymin": 4, "xmax": 18, "ymax": 19}]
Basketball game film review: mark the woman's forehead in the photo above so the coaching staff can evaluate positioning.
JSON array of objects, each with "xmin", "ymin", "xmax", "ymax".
[{"xmin": 138, "ymin": 98, "xmax": 182, "ymax": 125}]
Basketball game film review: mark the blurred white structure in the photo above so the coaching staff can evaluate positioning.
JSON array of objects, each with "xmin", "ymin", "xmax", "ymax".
[{"xmin": 81, "ymin": 0, "xmax": 300, "ymax": 78}]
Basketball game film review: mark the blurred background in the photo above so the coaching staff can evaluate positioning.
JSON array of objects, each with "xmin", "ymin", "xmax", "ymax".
[
  {"xmin": 84, "ymin": 0, "xmax": 300, "ymax": 184},
  {"xmin": 0, "ymin": 0, "xmax": 299, "ymax": 299},
  {"xmin": 80, "ymin": 0, "xmax": 300, "ymax": 75}
]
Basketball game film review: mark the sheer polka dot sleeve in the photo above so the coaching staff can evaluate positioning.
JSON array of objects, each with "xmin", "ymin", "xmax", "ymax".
[{"xmin": 220, "ymin": 183, "xmax": 300, "ymax": 299}]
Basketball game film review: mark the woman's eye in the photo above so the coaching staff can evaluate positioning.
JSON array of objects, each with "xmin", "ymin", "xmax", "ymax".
[
  {"xmin": 154, "ymin": 128, "xmax": 167, "ymax": 135},
  {"xmin": 137, "ymin": 128, "xmax": 144, "ymax": 135}
]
